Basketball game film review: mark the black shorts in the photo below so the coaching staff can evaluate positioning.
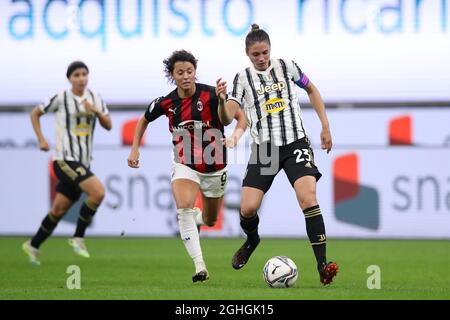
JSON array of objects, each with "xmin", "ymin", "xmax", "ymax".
[
  {"xmin": 242, "ymin": 137, "xmax": 322, "ymax": 193},
  {"xmin": 53, "ymin": 160, "xmax": 94, "ymax": 202}
]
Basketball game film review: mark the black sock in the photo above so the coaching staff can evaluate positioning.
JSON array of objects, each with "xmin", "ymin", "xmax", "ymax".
[
  {"xmin": 240, "ymin": 213, "xmax": 260, "ymax": 246},
  {"xmin": 74, "ymin": 200, "xmax": 98, "ymax": 238},
  {"xmin": 303, "ymin": 205, "xmax": 327, "ymax": 267},
  {"xmin": 31, "ymin": 212, "xmax": 61, "ymax": 249}
]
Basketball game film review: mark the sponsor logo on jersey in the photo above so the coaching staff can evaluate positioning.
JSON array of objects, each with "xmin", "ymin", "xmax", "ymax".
[
  {"xmin": 73, "ymin": 123, "xmax": 90, "ymax": 137},
  {"xmin": 256, "ymin": 81, "xmax": 286, "ymax": 95},
  {"xmin": 263, "ymin": 97, "xmax": 287, "ymax": 114},
  {"xmin": 73, "ymin": 112, "xmax": 94, "ymax": 137},
  {"xmin": 76, "ymin": 111, "xmax": 93, "ymax": 117},
  {"xmin": 172, "ymin": 120, "xmax": 211, "ymax": 131}
]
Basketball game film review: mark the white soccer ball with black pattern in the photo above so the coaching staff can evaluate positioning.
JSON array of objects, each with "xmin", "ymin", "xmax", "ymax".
[{"xmin": 263, "ymin": 256, "xmax": 298, "ymax": 288}]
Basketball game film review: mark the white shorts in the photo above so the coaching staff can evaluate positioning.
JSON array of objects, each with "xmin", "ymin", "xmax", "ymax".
[{"xmin": 171, "ymin": 163, "xmax": 228, "ymax": 198}]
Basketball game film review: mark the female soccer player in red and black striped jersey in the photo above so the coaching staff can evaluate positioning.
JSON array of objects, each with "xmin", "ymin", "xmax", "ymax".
[
  {"xmin": 127, "ymin": 50, "xmax": 247, "ymax": 282},
  {"xmin": 22, "ymin": 61, "xmax": 112, "ymax": 266},
  {"xmin": 218, "ymin": 24, "xmax": 339, "ymax": 285}
]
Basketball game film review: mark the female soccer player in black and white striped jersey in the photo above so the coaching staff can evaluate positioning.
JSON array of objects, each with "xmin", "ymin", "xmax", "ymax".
[
  {"xmin": 217, "ymin": 24, "xmax": 339, "ymax": 285},
  {"xmin": 22, "ymin": 61, "xmax": 112, "ymax": 266}
]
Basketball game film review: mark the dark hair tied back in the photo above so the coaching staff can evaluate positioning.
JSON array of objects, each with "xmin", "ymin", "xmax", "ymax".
[{"xmin": 245, "ymin": 23, "xmax": 271, "ymax": 49}]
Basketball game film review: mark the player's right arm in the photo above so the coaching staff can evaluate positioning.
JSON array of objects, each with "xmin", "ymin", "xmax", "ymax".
[
  {"xmin": 30, "ymin": 107, "xmax": 49, "ymax": 151},
  {"xmin": 222, "ymin": 107, "xmax": 247, "ymax": 148},
  {"xmin": 128, "ymin": 97, "xmax": 164, "ymax": 168},
  {"xmin": 217, "ymin": 73, "xmax": 244, "ymax": 125},
  {"xmin": 31, "ymin": 94, "xmax": 60, "ymax": 152},
  {"xmin": 219, "ymin": 99, "xmax": 241, "ymax": 126},
  {"xmin": 127, "ymin": 116, "xmax": 149, "ymax": 168}
]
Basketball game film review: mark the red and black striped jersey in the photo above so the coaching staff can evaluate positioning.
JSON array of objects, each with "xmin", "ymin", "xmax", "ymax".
[{"xmin": 144, "ymin": 83, "xmax": 226, "ymax": 173}]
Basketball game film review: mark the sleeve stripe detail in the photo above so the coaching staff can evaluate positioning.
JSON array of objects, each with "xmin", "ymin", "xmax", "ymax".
[
  {"xmin": 227, "ymin": 96, "xmax": 242, "ymax": 106},
  {"xmin": 43, "ymin": 95, "xmax": 58, "ymax": 112}
]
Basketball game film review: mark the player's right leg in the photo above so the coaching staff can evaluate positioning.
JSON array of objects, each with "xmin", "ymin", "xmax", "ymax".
[
  {"xmin": 232, "ymin": 142, "xmax": 279, "ymax": 270},
  {"xmin": 172, "ymin": 163, "xmax": 209, "ymax": 282},
  {"xmin": 23, "ymin": 192, "xmax": 73, "ymax": 265},
  {"xmin": 232, "ymin": 186, "xmax": 265, "ymax": 270}
]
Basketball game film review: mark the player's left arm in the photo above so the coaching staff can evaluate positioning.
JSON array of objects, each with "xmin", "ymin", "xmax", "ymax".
[
  {"xmin": 290, "ymin": 60, "xmax": 332, "ymax": 153},
  {"xmin": 82, "ymin": 99, "xmax": 112, "ymax": 131},
  {"xmin": 94, "ymin": 105, "xmax": 112, "ymax": 131},
  {"xmin": 304, "ymin": 81, "xmax": 332, "ymax": 154},
  {"xmin": 96, "ymin": 111, "xmax": 112, "ymax": 131}
]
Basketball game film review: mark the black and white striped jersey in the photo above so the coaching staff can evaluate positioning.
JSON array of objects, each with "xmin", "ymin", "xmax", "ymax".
[
  {"xmin": 228, "ymin": 59, "xmax": 311, "ymax": 146},
  {"xmin": 38, "ymin": 89, "xmax": 108, "ymax": 167}
]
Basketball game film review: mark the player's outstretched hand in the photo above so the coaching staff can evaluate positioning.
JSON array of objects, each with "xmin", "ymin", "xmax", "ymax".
[
  {"xmin": 215, "ymin": 78, "xmax": 227, "ymax": 101},
  {"xmin": 39, "ymin": 139, "xmax": 50, "ymax": 152},
  {"xmin": 128, "ymin": 149, "xmax": 140, "ymax": 168},
  {"xmin": 321, "ymin": 127, "xmax": 333, "ymax": 154}
]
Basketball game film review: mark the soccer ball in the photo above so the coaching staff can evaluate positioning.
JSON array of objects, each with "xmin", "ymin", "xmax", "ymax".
[{"xmin": 263, "ymin": 256, "xmax": 298, "ymax": 288}]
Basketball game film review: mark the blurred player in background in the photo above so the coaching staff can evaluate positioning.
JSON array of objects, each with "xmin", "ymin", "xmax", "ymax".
[
  {"xmin": 22, "ymin": 61, "xmax": 112, "ymax": 266},
  {"xmin": 127, "ymin": 50, "xmax": 246, "ymax": 282},
  {"xmin": 218, "ymin": 24, "xmax": 339, "ymax": 285}
]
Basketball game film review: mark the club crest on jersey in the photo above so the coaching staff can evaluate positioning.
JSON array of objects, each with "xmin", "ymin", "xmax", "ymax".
[
  {"xmin": 257, "ymin": 81, "xmax": 286, "ymax": 95},
  {"xmin": 197, "ymin": 101, "xmax": 204, "ymax": 111},
  {"xmin": 263, "ymin": 97, "xmax": 287, "ymax": 114}
]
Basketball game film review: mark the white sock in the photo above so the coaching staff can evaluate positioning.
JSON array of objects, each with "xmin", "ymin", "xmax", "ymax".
[
  {"xmin": 193, "ymin": 207, "xmax": 205, "ymax": 226},
  {"xmin": 177, "ymin": 208, "xmax": 206, "ymax": 273}
]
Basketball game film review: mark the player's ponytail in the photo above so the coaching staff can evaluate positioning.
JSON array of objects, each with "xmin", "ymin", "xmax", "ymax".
[
  {"xmin": 251, "ymin": 24, "xmax": 260, "ymax": 32},
  {"xmin": 245, "ymin": 23, "xmax": 271, "ymax": 50}
]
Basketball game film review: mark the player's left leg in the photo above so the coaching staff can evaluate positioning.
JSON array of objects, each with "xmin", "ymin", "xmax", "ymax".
[
  {"xmin": 293, "ymin": 176, "xmax": 338, "ymax": 285},
  {"xmin": 282, "ymin": 138, "xmax": 338, "ymax": 285},
  {"xmin": 69, "ymin": 174, "xmax": 105, "ymax": 258},
  {"xmin": 194, "ymin": 167, "xmax": 228, "ymax": 227},
  {"xmin": 197, "ymin": 195, "xmax": 222, "ymax": 227}
]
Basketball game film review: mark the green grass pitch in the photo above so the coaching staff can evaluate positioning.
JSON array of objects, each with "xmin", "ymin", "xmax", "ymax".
[{"xmin": 0, "ymin": 237, "xmax": 449, "ymax": 300}]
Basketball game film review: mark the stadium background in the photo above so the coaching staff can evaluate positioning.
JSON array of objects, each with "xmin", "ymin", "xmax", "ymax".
[{"xmin": 1, "ymin": 0, "xmax": 449, "ymax": 240}]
